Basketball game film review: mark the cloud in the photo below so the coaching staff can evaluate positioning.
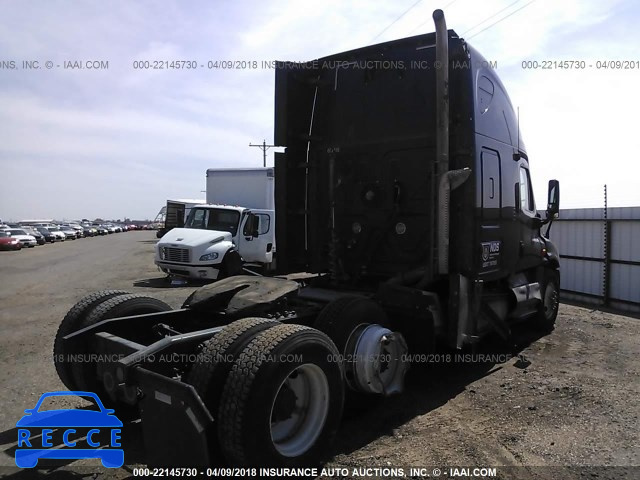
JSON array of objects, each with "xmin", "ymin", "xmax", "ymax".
[{"xmin": 0, "ymin": 0, "xmax": 638, "ymax": 221}]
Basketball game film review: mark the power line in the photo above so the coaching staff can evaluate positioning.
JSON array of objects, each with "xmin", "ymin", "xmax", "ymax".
[
  {"xmin": 408, "ymin": 0, "xmax": 461, "ymax": 35},
  {"xmin": 372, "ymin": 0, "xmax": 426, "ymax": 41},
  {"xmin": 461, "ymin": 0, "xmax": 523, "ymax": 36},
  {"xmin": 466, "ymin": 0, "xmax": 537, "ymax": 40}
]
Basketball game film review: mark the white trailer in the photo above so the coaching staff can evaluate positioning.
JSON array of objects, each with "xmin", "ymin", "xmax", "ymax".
[{"xmin": 206, "ymin": 168, "xmax": 274, "ymax": 209}]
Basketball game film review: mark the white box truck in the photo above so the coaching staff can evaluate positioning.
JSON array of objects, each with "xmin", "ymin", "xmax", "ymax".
[{"xmin": 154, "ymin": 168, "xmax": 275, "ymax": 280}]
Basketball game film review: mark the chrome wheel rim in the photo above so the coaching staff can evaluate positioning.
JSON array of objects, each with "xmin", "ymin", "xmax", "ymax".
[{"xmin": 269, "ymin": 363, "xmax": 329, "ymax": 457}]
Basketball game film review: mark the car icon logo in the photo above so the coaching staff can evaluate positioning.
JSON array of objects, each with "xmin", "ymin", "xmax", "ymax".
[{"xmin": 15, "ymin": 391, "xmax": 124, "ymax": 468}]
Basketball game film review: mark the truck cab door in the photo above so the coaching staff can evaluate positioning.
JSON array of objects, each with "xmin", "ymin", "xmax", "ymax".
[
  {"xmin": 517, "ymin": 163, "xmax": 545, "ymax": 270},
  {"xmin": 237, "ymin": 210, "xmax": 275, "ymax": 263}
]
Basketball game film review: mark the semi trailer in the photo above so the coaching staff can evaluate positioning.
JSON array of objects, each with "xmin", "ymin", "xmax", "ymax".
[{"xmin": 53, "ymin": 10, "xmax": 560, "ymax": 468}]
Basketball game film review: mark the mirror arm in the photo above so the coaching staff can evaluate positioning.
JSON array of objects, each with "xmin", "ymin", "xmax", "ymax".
[{"xmin": 545, "ymin": 219, "xmax": 554, "ymax": 238}]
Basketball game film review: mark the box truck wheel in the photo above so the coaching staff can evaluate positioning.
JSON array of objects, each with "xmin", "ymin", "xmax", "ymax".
[
  {"xmin": 65, "ymin": 294, "xmax": 171, "ymax": 413},
  {"xmin": 314, "ymin": 297, "xmax": 409, "ymax": 397},
  {"xmin": 218, "ymin": 324, "xmax": 344, "ymax": 467},
  {"xmin": 185, "ymin": 317, "xmax": 280, "ymax": 461},
  {"xmin": 219, "ymin": 250, "xmax": 243, "ymax": 279},
  {"xmin": 535, "ymin": 270, "xmax": 560, "ymax": 331},
  {"xmin": 54, "ymin": 290, "xmax": 131, "ymax": 390}
]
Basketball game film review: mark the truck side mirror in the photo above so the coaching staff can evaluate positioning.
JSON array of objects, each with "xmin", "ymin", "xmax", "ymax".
[{"xmin": 547, "ymin": 180, "xmax": 560, "ymax": 218}]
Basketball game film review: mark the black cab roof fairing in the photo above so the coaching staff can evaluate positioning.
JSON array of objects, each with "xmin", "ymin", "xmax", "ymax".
[
  {"xmin": 273, "ymin": 31, "xmax": 481, "ymax": 279},
  {"xmin": 274, "ymin": 30, "xmax": 466, "ymax": 149},
  {"xmin": 468, "ymin": 44, "xmax": 525, "ymax": 154}
]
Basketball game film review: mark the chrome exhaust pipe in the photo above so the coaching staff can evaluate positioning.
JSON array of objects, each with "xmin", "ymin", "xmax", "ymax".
[{"xmin": 433, "ymin": 9, "xmax": 450, "ymax": 274}]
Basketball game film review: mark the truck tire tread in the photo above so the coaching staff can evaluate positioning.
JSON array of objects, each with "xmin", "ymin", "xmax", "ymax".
[
  {"xmin": 72, "ymin": 294, "xmax": 172, "ymax": 393},
  {"xmin": 83, "ymin": 294, "xmax": 172, "ymax": 328},
  {"xmin": 186, "ymin": 317, "xmax": 280, "ymax": 408},
  {"xmin": 314, "ymin": 296, "xmax": 388, "ymax": 354},
  {"xmin": 218, "ymin": 324, "xmax": 343, "ymax": 466},
  {"xmin": 54, "ymin": 290, "xmax": 130, "ymax": 390}
]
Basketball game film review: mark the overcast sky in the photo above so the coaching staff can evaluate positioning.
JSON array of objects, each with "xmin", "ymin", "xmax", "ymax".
[{"xmin": 0, "ymin": 0, "xmax": 638, "ymax": 221}]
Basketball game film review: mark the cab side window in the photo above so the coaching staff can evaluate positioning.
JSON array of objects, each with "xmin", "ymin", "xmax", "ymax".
[
  {"xmin": 519, "ymin": 166, "xmax": 536, "ymax": 215},
  {"xmin": 257, "ymin": 214, "xmax": 270, "ymax": 235}
]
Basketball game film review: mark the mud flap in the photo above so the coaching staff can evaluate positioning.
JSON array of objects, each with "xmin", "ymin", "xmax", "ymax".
[{"xmin": 135, "ymin": 367, "xmax": 214, "ymax": 466}]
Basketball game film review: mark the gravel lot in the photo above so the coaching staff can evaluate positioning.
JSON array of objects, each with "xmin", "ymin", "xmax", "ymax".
[{"xmin": 0, "ymin": 231, "xmax": 638, "ymax": 479}]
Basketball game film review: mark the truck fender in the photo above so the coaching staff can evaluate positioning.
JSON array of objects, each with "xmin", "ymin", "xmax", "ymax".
[
  {"xmin": 221, "ymin": 248, "xmax": 243, "ymax": 277},
  {"xmin": 543, "ymin": 238, "xmax": 560, "ymax": 269}
]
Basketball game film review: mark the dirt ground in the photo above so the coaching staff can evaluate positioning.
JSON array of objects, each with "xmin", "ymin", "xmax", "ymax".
[{"xmin": 0, "ymin": 231, "xmax": 638, "ymax": 479}]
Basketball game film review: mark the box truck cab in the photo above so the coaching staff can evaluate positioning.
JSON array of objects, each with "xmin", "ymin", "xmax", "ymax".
[
  {"xmin": 155, "ymin": 168, "xmax": 276, "ymax": 280},
  {"xmin": 155, "ymin": 204, "xmax": 275, "ymax": 280}
]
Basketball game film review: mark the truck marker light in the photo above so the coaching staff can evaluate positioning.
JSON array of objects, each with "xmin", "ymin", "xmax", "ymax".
[
  {"xmin": 185, "ymin": 407, "xmax": 204, "ymax": 433},
  {"xmin": 155, "ymin": 391, "xmax": 172, "ymax": 405}
]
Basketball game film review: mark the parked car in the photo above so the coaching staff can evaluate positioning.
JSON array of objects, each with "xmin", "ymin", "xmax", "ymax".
[
  {"xmin": 46, "ymin": 227, "xmax": 66, "ymax": 241},
  {"xmin": 35, "ymin": 227, "xmax": 57, "ymax": 243},
  {"xmin": 21, "ymin": 226, "xmax": 46, "ymax": 245},
  {"xmin": 59, "ymin": 226, "xmax": 79, "ymax": 240},
  {"xmin": 5, "ymin": 229, "xmax": 37, "ymax": 248},
  {"xmin": 65, "ymin": 223, "xmax": 85, "ymax": 237},
  {"xmin": 91, "ymin": 224, "xmax": 108, "ymax": 235},
  {"xmin": 82, "ymin": 225, "xmax": 97, "ymax": 237},
  {"xmin": 0, "ymin": 231, "xmax": 22, "ymax": 251}
]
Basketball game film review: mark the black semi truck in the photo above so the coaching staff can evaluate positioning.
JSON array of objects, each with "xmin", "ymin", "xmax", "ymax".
[{"xmin": 53, "ymin": 10, "xmax": 560, "ymax": 468}]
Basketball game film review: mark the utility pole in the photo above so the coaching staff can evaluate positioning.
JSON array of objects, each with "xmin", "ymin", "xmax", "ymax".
[{"xmin": 249, "ymin": 140, "xmax": 276, "ymax": 167}]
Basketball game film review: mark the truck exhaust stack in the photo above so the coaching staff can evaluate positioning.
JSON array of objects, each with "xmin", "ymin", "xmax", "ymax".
[{"xmin": 433, "ymin": 8, "xmax": 452, "ymax": 275}]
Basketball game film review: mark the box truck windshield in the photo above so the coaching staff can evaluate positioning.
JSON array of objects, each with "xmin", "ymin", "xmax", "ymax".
[{"xmin": 185, "ymin": 207, "xmax": 241, "ymax": 235}]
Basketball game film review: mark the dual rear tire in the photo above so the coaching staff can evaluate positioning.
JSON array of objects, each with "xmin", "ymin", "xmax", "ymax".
[
  {"xmin": 53, "ymin": 291, "xmax": 172, "ymax": 411},
  {"xmin": 186, "ymin": 320, "xmax": 344, "ymax": 467}
]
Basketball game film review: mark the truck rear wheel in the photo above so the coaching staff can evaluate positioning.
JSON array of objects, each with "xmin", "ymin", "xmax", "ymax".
[
  {"xmin": 218, "ymin": 324, "xmax": 344, "ymax": 467},
  {"xmin": 185, "ymin": 317, "xmax": 280, "ymax": 461},
  {"xmin": 69, "ymin": 294, "xmax": 172, "ymax": 403},
  {"xmin": 314, "ymin": 296, "xmax": 388, "ymax": 354},
  {"xmin": 314, "ymin": 297, "xmax": 409, "ymax": 397},
  {"xmin": 536, "ymin": 270, "xmax": 560, "ymax": 331},
  {"xmin": 54, "ymin": 290, "xmax": 130, "ymax": 390}
]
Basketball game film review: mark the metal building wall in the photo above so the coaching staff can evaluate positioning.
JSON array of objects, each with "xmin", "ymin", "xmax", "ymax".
[{"xmin": 546, "ymin": 207, "xmax": 640, "ymax": 314}]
